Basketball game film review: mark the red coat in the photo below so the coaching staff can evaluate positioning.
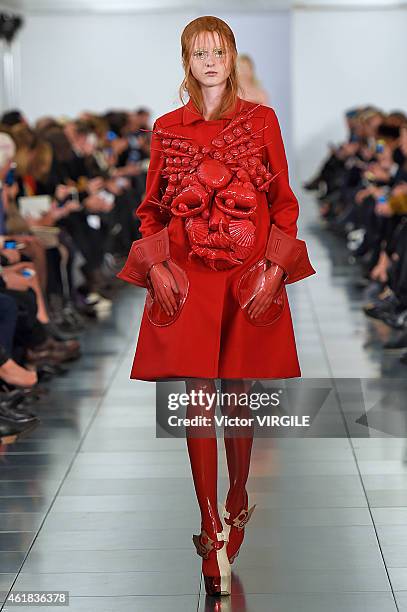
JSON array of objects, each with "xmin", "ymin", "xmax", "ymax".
[{"xmin": 126, "ymin": 97, "xmax": 313, "ymax": 381}]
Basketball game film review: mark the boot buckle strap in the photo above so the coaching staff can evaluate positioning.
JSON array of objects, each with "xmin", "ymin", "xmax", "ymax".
[{"xmin": 226, "ymin": 504, "xmax": 256, "ymax": 531}]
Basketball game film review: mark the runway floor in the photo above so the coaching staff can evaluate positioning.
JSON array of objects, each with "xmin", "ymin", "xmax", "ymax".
[{"xmin": 1, "ymin": 191, "xmax": 407, "ymax": 611}]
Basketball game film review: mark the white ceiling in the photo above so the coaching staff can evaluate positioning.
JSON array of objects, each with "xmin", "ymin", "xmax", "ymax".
[{"xmin": 1, "ymin": 0, "xmax": 406, "ymax": 12}]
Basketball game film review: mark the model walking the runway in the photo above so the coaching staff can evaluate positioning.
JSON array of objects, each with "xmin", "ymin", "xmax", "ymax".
[{"xmin": 118, "ymin": 15, "xmax": 315, "ymax": 597}]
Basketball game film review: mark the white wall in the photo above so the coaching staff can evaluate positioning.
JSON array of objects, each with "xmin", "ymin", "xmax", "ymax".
[
  {"xmin": 15, "ymin": 11, "xmax": 292, "ymax": 161},
  {"xmin": 18, "ymin": 12, "xmax": 192, "ymax": 120},
  {"xmin": 293, "ymin": 7, "xmax": 407, "ymax": 183}
]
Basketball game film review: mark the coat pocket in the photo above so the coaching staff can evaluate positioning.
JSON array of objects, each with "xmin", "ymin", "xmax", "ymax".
[
  {"xmin": 145, "ymin": 259, "xmax": 190, "ymax": 327},
  {"xmin": 235, "ymin": 258, "xmax": 286, "ymax": 326}
]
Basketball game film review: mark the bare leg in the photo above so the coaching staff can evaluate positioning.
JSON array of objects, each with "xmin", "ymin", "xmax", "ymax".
[
  {"xmin": 0, "ymin": 359, "xmax": 37, "ymax": 387},
  {"xmin": 9, "ymin": 262, "xmax": 50, "ymax": 324}
]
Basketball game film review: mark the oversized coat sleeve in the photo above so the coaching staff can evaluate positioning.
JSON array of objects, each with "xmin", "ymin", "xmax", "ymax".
[
  {"xmin": 263, "ymin": 107, "xmax": 299, "ymax": 239},
  {"xmin": 136, "ymin": 120, "xmax": 170, "ymax": 238}
]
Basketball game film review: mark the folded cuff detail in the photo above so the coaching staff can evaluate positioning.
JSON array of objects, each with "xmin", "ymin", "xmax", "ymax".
[
  {"xmin": 265, "ymin": 225, "xmax": 316, "ymax": 284},
  {"xmin": 116, "ymin": 227, "xmax": 170, "ymax": 288}
]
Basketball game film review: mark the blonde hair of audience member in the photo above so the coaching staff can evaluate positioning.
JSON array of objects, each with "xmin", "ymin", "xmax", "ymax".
[
  {"xmin": 10, "ymin": 124, "xmax": 36, "ymax": 150},
  {"xmin": 29, "ymin": 141, "xmax": 53, "ymax": 182},
  {"xmin": 237, "ymin": 54, "xmax": 269, "ymax": 106}
]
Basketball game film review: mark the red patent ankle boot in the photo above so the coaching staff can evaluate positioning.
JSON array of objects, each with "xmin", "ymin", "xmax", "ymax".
[
  {"xmin": 221, "ymin": 490, "xmax": 256, "ymax": 564},
  {"xmin": 192, "ymin": 527, "xmax": 231, "ymax": 596}
]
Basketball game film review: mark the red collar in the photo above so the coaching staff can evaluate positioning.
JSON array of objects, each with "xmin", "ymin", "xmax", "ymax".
[{"xmin": 182, "ymin": 96, "xmax": 248, "ymax": 126}]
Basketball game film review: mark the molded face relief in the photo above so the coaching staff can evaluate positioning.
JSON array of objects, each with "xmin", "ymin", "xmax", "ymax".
[{"xmin": 152, "ymin": 104, "xmax": 281, "ymax": 270}]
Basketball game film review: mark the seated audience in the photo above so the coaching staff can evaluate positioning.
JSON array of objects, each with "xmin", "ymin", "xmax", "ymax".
[
  {"xmin": 0, "ymin": 105, "xmax": 153, "ymax": 444},
  {"xmin": 305, "ymin": 106, "xmax": 407, "ymax": 364}
]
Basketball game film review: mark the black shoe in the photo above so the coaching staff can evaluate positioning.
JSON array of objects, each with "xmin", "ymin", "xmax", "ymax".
[
  {"xmin": 0, "ymin": 387, "xmax": 36, "ymax": 409},
  {"xmin": 36, "ymin": 365, "xmax": 54, "ymax": 383},
  {"xmin": 0, "ymin": 379, "xmax": 38, "ymax": 397},
  {"xmin": 383, "ymin": 331, "xmax": 407, "ymax": 351},
  {"xmin": 0, "ymin": 387, "xmax": 25, "ymax": 403},
  {"xmin": 382, "ymin": 309, "xmax": 407, "ymax": 330},
  {"xmin": 400, "ymin": 351, "xmax": 407, "ymax": 365},
  {"xmin": 0, "ymin": 400, "xmax": 39, "ymax": 425},
  {"xmin": 43, "ymin": 321, "xmax": 79, "ymax": 342},
  {"xmin": 36, "ymin": 363, "xmax": 69, "ymax": 382},
  {"xmin": 0, "ymin": 402, "xmax": 38, "ymax": 423},
  {"xmin": 49, "ymin": 296, "xmax": 84, "ymax": 333},
  {"xmin": 0, "ymin": 418, "xmax": 39, "ymax": 445},
  {"xmin": 363, "ymin": 290, "xmax": 401, "ymax": 320},
  {"xmin": 0, "ymin": 389, "xmax": 38, "ymax": 411},
  {"xmin": 62, "ymin": 302, "xmax": 85, "ymax": 330},
  {"xmin": 1, "ymin": 382, "xmax": 46, "ymax": 403},
  {"xmin": 364, "ymin": 305, "xmax": 393, "ymax": 322}
]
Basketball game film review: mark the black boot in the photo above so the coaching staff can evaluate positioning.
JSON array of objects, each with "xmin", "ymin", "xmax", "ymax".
[
  {"xmin": 381, "ymin": 309, "xmax": 407, "ymax": 330},
  {"xmin": 384, "ymin": 332, "xmax": 407, "ymax": 351},
  {"xmin": 0, "ymin": 394, "xmax": 39, "ymax": 424},
  {"xmin": 363, "ymin": 290, "xmax": 401, "ymax": 322},
  {"xmin": 0, "ymin": 418, "xmax": 39, "ymax": 445}
]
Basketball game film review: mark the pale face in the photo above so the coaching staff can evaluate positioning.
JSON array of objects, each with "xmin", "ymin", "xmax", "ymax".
[
  {"xmin": 237, "ymin": 57, "xmax": 253, "ymax": 82},
  {"xmin": 189, "ymin": 30, "xmax": 231, "ymax": 89}
]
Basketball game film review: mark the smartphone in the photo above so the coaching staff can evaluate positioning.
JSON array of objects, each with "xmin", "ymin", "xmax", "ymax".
[
  {"xmin": 21, "ymin": 268, "xmax": 35, "ymax": 278},
  {"xmin": 3, "ymin": 240, "xmax": 25, "ymax": 250},
  {"xmin": 105, "ymin": 131, "xmax": 118, "ymax": 158},
  {"xmin": 67, "ymin": 188, "xmax": 79, "ymax": 203},
  {"xmin": 58, "ymin": 188, "xmax": 79, "ymax": 208},
  {"xmin": 4, "ymin": 240, "xmax": 17, "ymax": 249}
]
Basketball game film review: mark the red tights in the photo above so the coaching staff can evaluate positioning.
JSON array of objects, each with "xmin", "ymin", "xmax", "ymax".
[{"xmin": 185, "ymin": 378, "xmax": 254, "ymax": 537}]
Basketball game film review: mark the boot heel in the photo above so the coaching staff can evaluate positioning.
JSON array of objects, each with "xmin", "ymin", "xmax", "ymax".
[{"xmin": 193, "ymin": 529, "xmax": 231, "ymax": 596}]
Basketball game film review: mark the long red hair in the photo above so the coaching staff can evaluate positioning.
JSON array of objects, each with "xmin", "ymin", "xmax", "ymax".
[{"xmin": 179, "ymin": 16, "xmax": 240, "ymax": 121}]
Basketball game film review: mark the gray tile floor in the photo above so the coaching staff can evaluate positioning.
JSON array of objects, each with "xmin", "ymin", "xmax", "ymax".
[{"xmin": 1, "ymin": 190, "xmax": 406, "ymax": 611}]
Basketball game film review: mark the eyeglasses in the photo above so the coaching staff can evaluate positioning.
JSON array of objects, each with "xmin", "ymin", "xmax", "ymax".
[{"xmin": 192, "ymin": 48, "xmax": 226, "ymax": 61}]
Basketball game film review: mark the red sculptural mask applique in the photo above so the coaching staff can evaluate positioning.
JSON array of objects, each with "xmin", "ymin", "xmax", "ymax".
[{"xmin": 146, "ymin": 105, "xmax": 283, "ymax": 270}]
